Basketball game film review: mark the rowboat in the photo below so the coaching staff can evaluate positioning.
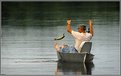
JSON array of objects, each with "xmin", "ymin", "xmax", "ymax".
[{"xmin": 57, "ymin": 42, "xmax": 94, "ymax": 62}]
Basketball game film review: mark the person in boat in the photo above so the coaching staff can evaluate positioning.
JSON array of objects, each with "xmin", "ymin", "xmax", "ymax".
[{"xmin": 54, "ymin": 19, "xmax": 94, "ymax": 53}]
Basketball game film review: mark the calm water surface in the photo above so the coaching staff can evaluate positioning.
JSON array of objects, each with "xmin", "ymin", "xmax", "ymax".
[{"xmin": 1, "ymin": 2, "xmax": 120, "ymax": 75}]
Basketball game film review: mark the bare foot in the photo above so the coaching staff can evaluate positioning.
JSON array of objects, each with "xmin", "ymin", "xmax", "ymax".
[
  {"xmin": 54, "ymin": 42, "xmax": 60, "ymax": 52},
  {"xmin": 61, "ymin": 43, "xmax": 65, "ymax": 48}
]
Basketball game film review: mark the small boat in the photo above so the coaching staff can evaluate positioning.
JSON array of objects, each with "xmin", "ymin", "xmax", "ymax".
[{"xmin": 57, "ymin": 42, "xmax": 94, "ymax": 62}]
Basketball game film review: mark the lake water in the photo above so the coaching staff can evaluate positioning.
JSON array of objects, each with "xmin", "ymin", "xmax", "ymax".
[{"xmin": 1, "ymin": 2, "xmax": 120, "ymax": 75}]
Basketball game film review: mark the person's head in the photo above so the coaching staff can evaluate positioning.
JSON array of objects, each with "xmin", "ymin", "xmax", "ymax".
[{"xmin": 77, "ymin": 24, "xmax": 86, "ymax": 33}]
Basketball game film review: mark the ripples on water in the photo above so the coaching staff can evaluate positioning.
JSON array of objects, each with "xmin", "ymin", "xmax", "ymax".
[{"xmin": 1, "ymin": 2, "xmax": 120, "ymax": 75}]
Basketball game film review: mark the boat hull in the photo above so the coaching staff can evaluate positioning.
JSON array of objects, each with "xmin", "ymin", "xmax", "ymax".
[{"xmin": 57, "ymin": 52, "xmax": 94, "ymax": 62}]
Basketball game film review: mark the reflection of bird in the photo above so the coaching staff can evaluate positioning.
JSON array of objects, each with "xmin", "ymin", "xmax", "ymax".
[{"xmin": 54, "ymin": 33, "xmax": 65, "ymax": 40}]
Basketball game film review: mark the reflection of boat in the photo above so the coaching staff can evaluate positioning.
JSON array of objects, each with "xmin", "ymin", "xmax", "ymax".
[
  {"xmin": 57, "ymin": 42, "xmax": 94, "ymax": 62},
  {"xmin": 56, "ymin": 62, "xmax": 94, "ymax": 75}
]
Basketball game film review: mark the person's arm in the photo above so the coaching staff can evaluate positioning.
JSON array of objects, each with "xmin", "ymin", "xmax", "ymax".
[
  {"xmin": 66, "ymin": 19, "xmax": 72, "ymax": 34},
  {"xmin": 89, "ymin": 19, "xmax": 94, "ymax": 36}
]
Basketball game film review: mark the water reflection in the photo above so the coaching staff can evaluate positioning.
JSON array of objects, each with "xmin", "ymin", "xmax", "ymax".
[{"xmin": 55, "ymin": 62, "xmax": 94, "ymax": 75}]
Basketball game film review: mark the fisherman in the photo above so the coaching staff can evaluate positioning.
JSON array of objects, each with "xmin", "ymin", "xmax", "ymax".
[{"xmin": 54, "ymin": 19, "xmax": 94, "ymax": 53}]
